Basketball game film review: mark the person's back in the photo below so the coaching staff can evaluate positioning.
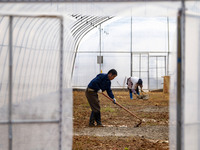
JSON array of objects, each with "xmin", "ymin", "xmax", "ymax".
[
  {"xmin": 88, "ymin": 73, "xmax": 110, "ymax": 93},
  {"xmin": 127, "ymin": 76, "xmax": 143, "ymax": 100},
  {"xmin": 127, "ymin": 76, "xmax": 139, "ymax": 89}
]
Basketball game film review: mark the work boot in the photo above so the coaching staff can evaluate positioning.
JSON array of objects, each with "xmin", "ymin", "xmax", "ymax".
[
  {"xmin": 96, "ymin": 123, "xmax": 104, "ymax": 127},
  {"xmin": 89, "ymin": 123, "xmax": 95, "ymax": 127}
]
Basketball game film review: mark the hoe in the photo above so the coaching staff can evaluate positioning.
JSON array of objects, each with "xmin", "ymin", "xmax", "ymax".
[{"xmin": 101, "ymin": 92, "xmax": 142, "ymax": 127}]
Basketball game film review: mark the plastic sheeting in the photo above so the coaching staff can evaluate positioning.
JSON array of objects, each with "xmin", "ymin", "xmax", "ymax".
[
  {"xmin": 73, "ymin": 17, "xmax": 176, "ymax": 90},
  {"xmin": 0, "ymin": 2, "xmax": 181, "ymax": 150},
  {"xmin": 184, "ymin": 12, "xmax": 200, "ymax": 150},
  {"xmin": 0, "ymin": 1, "xmax": 200, "ymax": 150},
  {"xmin": 169, "ymin": 3, "xmax": 200, "ymax": 150},
  {"xmin": 0, "ymin": 15, "xmax": 74, "ymax": 150}
]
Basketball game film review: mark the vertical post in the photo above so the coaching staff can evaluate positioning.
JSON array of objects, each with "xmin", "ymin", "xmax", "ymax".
[
  {"xmin": 147, "ymin": 53, "xmax": 150, "ymax": 90},
  {"xmin": 165, "ymin": 56, "xmax": 167, "ymax": 76},
  {"xmin": 167, "ymin": 17, "xmax": 170, "ymax": 75},
  {"xmin": 156, "ymin": 57, "xmax": 158, "ymax": 89},
  {"xmin": 99, "ymin": 24, "xmax": 102, "ymax": 73},
  {"xmin": 177, "ymin": 1, "xmax": 185, "ymax": 149},
  {"xmin": 8, "ymin": 16, "xmax": 13, "ymax": 150},
  {"xmin": 59, "ymin": 17, "xmax": 64, "ymax": 150},
  {"xmin": 139, "ymin": 53, "xmax": 141, "ymax": 78},
  {"xmin": 130, "ymin": 16, "xmax": 133, "ymax": 77},
  {"xmin": 177, "ymin": 11, "xmax": 182, "ymax": 150}
]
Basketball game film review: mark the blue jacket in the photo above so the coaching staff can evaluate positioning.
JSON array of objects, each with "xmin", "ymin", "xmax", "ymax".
[{"xmin": 88, "ymin": 73, "xmax": 114, "ymax": 99}]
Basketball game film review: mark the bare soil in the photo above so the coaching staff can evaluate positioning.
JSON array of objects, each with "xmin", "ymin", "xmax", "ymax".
[{"xmin": 73, "ymin": 90, "xmax": 169, "ymax": 150}]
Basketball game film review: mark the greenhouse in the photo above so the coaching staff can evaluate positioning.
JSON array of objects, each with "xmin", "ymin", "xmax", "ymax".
[{"xmin": 0, "ymin": 0, "xmax": 200, "ymax": 150}]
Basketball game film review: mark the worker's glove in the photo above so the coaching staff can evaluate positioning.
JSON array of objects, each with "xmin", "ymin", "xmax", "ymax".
[
  {"xmin": 137, "ymin": 95, "xmax": 142, "ymax": 99},
  {"xmin": 98, "ymin": 89, "xmax": 102, "ymax": 93},
  {"xmin": 113, "ymin": 98, "xmax": 117, "ymax": 104}
]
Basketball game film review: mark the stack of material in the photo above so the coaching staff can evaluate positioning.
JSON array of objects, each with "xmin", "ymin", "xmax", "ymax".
[{"xmin": 163, "ymin": 76, "xmax": 170, "ymax": 93}]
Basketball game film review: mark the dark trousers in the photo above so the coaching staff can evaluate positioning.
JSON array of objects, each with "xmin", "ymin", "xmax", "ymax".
[
  {"xmin": 89, "ymin": 111, "xmax": 101, "ymax": 125},
  {"xmin": 85, "ymin": 88, "xmax": 102, "ymax": 125}
]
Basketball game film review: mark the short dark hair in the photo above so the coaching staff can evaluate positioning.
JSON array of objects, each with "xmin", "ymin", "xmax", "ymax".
[
  {"xmin": 108, "ymin": 69, "xmax": 117, "ymax": 76},
  {"xmin": 137, "ymin": 79, "xmax": 143, "ymax": 85}
]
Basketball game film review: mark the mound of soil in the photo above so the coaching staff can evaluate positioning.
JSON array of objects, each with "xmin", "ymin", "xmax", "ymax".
[{"xmin": 73, "ymin": 90, "xmax": 169, "ymax": 150}]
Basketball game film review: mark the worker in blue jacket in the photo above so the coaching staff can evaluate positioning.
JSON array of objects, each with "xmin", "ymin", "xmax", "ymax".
[{"xmin": 85, "ymin": 69, "xmax": 117, "ymax": 127}]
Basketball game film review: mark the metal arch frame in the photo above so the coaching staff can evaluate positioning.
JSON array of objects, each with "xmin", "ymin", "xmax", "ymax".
[
  {"xmin": 72, "ymin": 21, "xmax": 102, "ymax": 72},
  {"xmin": 73, "ymin": 17, "xmax": 110, "ymax": 42},
  {"xmin": 72, "ymin": 16, "xmax": 101, "ymax": 37},
  {"xmin": 70, "ymin": 14, "xmax": 112, "ymax": 78},
  {"xmin": 32, "ymin": 19, "xmax": 60, "ymax": 97},
  {"xmin": 71, "ymin": 15, "xmax": 93, "ymax": 33},
  {"xmin": 11, "ymin": 16, "xmax": 62, "ymax": 119},
  {"xmin": 12, "ymin": 16, "xmax": 61, "ymax": 99},
  {"xmin": 72, "ymin": 16, "xmax": 111, "ymax": 52},
  {"xmin": 74, "ymin": 17, "xmax": 109, "ymax": 43},
  {"xmin": 0, "ymin": 17, "xmax": 60, "ymax": 101},
  {"xmin": 20, "ymin": 18, "xmax": 52, "ymax": 99},
  {"xmin": 62, "ymin": 29, "xmax": 76, "ymax": 86},
  {"xmin": 0, "ymin": 14, "xmax": 64, "ymax": 150},
  {"xmin": 42, "ymin": 23, "xmax": 61, "ymax": 94},
  {"xmin": 14, "ymin": 17, "xmax": 40, "ymax": 102},
  {"xmin": 72, "ymin": 15, "xmax": 103, "ymax": 37},
  {"xmin": 0, "ymin": 16, "xmax": 10, "ymax": 99},
  {"xmin": 9, "ymin": 17, "xmax": 60, "ymax": 102},
  {"xmin": 2, "ymin": 5, "xmax": 48, "ymax": 102},
  {"xmin": 24, "ymin": 18, "xmax": 54, "ymax": 99},
  {"xmin": 30, "ymin": 19, "xmax": 57, "ymax": 97},
  {"xmin": 0, "ymin": 0, "xmax": 190, "ymax": 2}
]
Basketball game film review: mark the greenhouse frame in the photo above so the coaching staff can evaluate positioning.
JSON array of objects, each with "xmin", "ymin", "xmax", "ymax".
[{"xmin": 0, "ymin": 0, "xmax": 199, "ymax": 150}]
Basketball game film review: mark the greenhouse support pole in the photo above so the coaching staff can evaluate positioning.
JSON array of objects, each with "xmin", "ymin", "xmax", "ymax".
[
  {"xmin": 167, "ymin": 17, "xmax": 170, "ymax": 75},
  {"xmin": 177, "ymin": 11, "xmax": 182, "ymax": 150},
  {"xmin": 99, "ymin": 24, "xmax": 102, "ymax": 73},
  {"xmin": 148, "ymin": 53, "xmax": 150, "ymax": 90},
  {"xmin": 8, "ymin": 15, "xmax": 13, "ymax": 150},
  {"xmin": 130, "ymin": 16, "xmax": 133, "ymax": 77},
  {"xmin": 177, "ymin": 1, "xmax": 185, "ymax": 149},
  {"xmin": 165, "ymin": 56, "xmax": 167, "ymax": 76},
  {"xmin": 139, "ymin": 53, "xmax": 141, "ymax": 78},
  {"xmin": 59, "ymin": 17, "xmax": 64, "ymax": 150},
  {"xmin": 156, "ymin": 57, "xmax": 158, "ymax": 89}
]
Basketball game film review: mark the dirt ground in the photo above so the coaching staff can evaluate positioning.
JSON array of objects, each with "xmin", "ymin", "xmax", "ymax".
[{"xmin": 73, "ymin": 90, "xmax": 169, "ymax": 150}]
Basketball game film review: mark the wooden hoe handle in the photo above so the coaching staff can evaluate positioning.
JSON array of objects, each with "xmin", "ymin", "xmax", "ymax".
[{"xmin": 101, "ymin": 92, "xmax": 142, "ymax": 122}]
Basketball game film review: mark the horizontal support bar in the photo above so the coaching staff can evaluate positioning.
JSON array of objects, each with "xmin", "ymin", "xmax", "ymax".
[
  {"xmin": 76, "ymin": 51, "xmax": 170, "ymax": 54},
  {"xmin": 185, "ymin": 122, "xmax": 200, "ymax": 126},
  {"xmin": 0, "ymin": 13, "xmax": 63, "ymax": 19},
  {"xmin": 0, "ymin": 119, "xmax": 60, "ymax": 124},
  {"xmin": 0, "ymin": 0, "xmax": 186, "ymax": 2},
  {"xmin": 132, "ymin": 71, "xmax": 149, "ymax": 72}
]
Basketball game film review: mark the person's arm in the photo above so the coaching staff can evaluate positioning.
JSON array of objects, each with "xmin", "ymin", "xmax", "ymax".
[
  {"xmin": 106, "ymin": 84, "xmax": 114, "ymax": 99},
  {"xmin": 106, "ymin": 87, "xmax": 117, "ymax": 104},
  {"xmin": 140, "ymin": 85, "xmax": 144, "ymax": 92}
]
